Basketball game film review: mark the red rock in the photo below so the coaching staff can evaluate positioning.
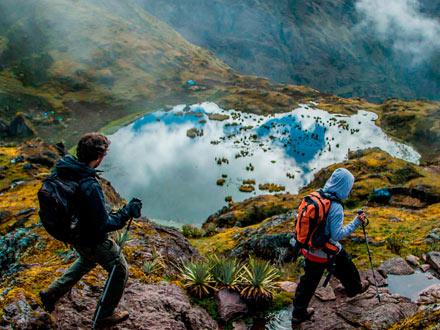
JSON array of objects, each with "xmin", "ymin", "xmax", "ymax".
[
  {"xmin": 378, "ymin": 257, "xmax": 414, "ymax": 275},
  {"xmin": 417, "ymin": 284, "xmax": 440, "ymax": 305},
  {"xmin": 421, "ymin": 264, "xmax": 431, "ymax": 272},
  {"xmin": 405, "ymin": 255, "xmax": 419, "ymax": 267},
  {"xmin": 280, "ymin": 281, "xmax": 297, "ymax": 293},
  {"xmin": 215, "ymin": 288, "xmax": 248, "ymax": 322},
  {"xmin": 315, "ymin": 283, "xmax": 336, "ymax": 301}
]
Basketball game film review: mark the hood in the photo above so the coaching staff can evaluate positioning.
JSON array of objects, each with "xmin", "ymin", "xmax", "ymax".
[
  {"xmin": 54, "ymin": 155, "xmax": 97, "ymax": 181},
  {"xmin": 323, "ymin": 168, "xmax": 354, "ymax": 200}
]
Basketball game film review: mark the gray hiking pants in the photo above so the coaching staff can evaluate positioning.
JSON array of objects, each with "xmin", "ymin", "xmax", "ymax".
[{"xmin": 46, "ymin": 238, "xmax": 128, "ymax": 318}]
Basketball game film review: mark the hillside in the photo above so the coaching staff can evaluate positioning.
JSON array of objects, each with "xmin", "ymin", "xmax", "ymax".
[
  {"xmin": 0, "ymin": 0, "xmax": 439, "ymax": 163},
  {"xmin": 2, "ymin": 143, "xmax": 440, "ymax": 328},
  {"xmin": 140, "ymin": 0, "xmax": 440, "ymax": 103}
]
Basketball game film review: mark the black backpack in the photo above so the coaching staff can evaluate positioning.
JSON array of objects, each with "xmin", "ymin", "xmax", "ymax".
[{"xmin": 37, "ymin": 174, "xmax": 90, "ymax": 244}]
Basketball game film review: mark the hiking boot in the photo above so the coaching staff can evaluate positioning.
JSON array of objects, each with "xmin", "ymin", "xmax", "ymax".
[
  {"xmin": 292, "ymin": 308, "xmax": 314, "ymax": 325},
  {"xmin": 39, "ymin": 289, "xmax": 58, "ymax": 313},
  {"xmin": 96, "ymin": 310, "xmax": 129, "ymax": 327}
]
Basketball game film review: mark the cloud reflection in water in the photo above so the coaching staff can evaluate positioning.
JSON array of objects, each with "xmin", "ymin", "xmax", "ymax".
[{"xmin": 101, "ymin": 102, "xmax": 420, "ymax": 225}]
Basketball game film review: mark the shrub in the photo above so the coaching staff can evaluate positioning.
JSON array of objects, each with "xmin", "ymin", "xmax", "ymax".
[
  {"xmin": 181, "ymin": 224, "xmax": 205, "ymax": 238},
  {"xmin": 204, "ymin": 223, "xmax": 218, "ymax": 237},
  {"xmin": 386, "ymin": 233, "xmax": 404, "ymax": 255}
]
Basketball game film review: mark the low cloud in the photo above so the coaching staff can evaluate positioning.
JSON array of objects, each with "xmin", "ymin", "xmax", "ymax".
[{"xmin": 355, "ymin": 0, "xmax": 440, "ymax": 63}]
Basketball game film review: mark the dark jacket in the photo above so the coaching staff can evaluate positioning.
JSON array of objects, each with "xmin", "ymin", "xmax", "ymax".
[{"xmin": 54, "ymin": 155, "xmax": 129, "ymax": 245}]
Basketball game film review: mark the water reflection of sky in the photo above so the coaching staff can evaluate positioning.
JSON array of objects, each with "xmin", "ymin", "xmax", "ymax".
[{"xmin": 101, "ymin": 102, "xmax": 420, "ymax": 225}]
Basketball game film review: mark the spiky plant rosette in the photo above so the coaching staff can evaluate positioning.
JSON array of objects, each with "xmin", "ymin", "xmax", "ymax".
[
  {"xmin": 178, "ymin": 260, "xmax": 215, "ymax": 298},
  {"xmin": 209, "ymin": 256, "xmax": 242, "ymax": 291},
  {"xmin": 112, "ymin": 230, "xmax": 134, "ymax": 246},
  {"xmin": 142, "ymin": 259, "xmax": 162, "ymax": 276},
  {"xmin": 240, "ymin": 257, "xmax": 279, "ymax": 301}
]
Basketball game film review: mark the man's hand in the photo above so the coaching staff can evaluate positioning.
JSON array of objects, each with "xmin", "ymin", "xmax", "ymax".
[
  {"xmin": 125, "ymin": 198, "xmax": 143, "ymax": 218},
  {"xmin": 356, "ymin": 210, "xmax": 366, "ymax": 223}
]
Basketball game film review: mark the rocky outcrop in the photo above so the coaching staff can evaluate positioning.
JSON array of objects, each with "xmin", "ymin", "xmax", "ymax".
[
  {"xmin": 0, "ymin": 225, "xmax": 40, "ymax": 277},
  {"xmin": 0, "ymin": 119, "xmax": 9, "ymax": 137},
  {"xmin": 215, "ymin": 289, "xmax": 248, "ymax": 322},
  {"xmin": 295, "ymin": 273, "xmax": 418, "ymax": 330},
  {"xmin": 7, "ymin": 113, "xmax": 36, "ymax": 137},
  {"xmin": 230, "ymin": 213, "xmax": 297, "ymax": 261},
  {"xmin": 390, "ymin": 304, "xmax": 440, "ymax": 330},
  {"xmin": 231, "ymin": 232, "xmax": 294, "ymax": 262},
  {"xmin": 378, "ymin": 257, "xmax": 414, "ymax": 276},
  {"xmin": 4, "ymin": 282, "xmax": 218, "ymax": 330},
  {"xmin": 417, "ymin": 283, "xmax": 440, "ymax": 305},
  {"xmin": 336, "ymin": 287, "xmax": 418, "ymax": 330},
  {"xmin": 2, "ymin": 292, "xmax": 54, "ymax": 329}
]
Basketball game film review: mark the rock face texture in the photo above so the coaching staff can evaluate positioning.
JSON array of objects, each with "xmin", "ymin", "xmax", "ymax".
[
  {"xmin": 294, "ymin": 273, "xmax": 418, "ymax": 330},
  {"xmin": 215, "ymin": 289, "xmax": 248, "ymax": 322},
  {"xmin": 2, "ymin": 292, "xmax": 54, "ymax": 329},
  {"xmin": 427, "ymin": 251, "xmax": 440, "ymax": 272},
  {"xmin": 231, "ymin": 213, "xmax": 296, "ymax": 262},
  {"xmin": 51, "ymin": 282, "xmax": 219, "ymax": 330},
  {"xmin": 417, "ymin": 283, "xmax": 440, "ymax": 305},
  {"xmin": 378, "ymin": 257, "xmax": 414, "ymax": 276},
  {"xmin": 7, "ymin": 113, "xmax": 36, "ymax": 137}
]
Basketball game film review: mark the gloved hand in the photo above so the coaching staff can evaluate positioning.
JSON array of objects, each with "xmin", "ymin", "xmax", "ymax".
[
  {"xmin": 356, "ymin": 210, "xmax": 367, "ymax": 223},
  {"xmin": 124, "ymin": 198, "xmax": 143, "ymax": 218}
]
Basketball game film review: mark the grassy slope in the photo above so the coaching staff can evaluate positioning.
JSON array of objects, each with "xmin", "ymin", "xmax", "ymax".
[{"xmin": 0, "ymin": 0, "xmax": 439, "ymax": 163}]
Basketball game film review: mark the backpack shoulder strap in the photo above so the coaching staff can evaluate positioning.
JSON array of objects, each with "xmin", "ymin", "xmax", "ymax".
[{"xmin": 317, "ymin": 189, "xmax": 343, "ymax": 206}]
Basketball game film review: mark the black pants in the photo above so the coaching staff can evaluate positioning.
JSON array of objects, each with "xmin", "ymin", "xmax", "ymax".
[{"xmin": 292, "ymin": 248, "xmax": 362, "ymax": 317}]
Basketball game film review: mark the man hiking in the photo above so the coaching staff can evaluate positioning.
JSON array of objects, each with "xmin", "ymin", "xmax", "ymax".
[
  {"xmin": 39, "ymin": 133, "xmax": 142, "ymax": 326},
  {"xmin": 291, "ymin": 168, "xmax": 366, "ymax": 325}
]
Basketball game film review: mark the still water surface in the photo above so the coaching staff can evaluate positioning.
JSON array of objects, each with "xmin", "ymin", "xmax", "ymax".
[{"xmin": 101, "ymin": 102, "xmax": 419, "ymax": 225}]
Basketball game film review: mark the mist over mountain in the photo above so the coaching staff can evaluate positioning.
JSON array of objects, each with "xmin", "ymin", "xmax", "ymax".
[{"xmin": 140, "ymin": 0, "xmax": 440, "ymax": 103}]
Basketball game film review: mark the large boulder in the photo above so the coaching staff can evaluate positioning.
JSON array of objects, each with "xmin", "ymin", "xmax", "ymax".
[
  {"xmin": 231, "ymin": 232, "xmax": 294, "ymax": 261},
  {"xmin": 231, "ymin": 213, "xmax": 296, "ymax": 261},
  {"xmin": 0, "ymin": 119, "xmax": 9, "ymax": 137},
  {"xmin": 378, "ymin": 257, "xmax": 414, "ymax": 276},
  {"xmin": 52, "ymin": 282, "xmax": 219, "ymax": 330},
  {"xmin": 215, "ymin": 289, "xmax": 248, "ymax": 322},
  {"xmin": 294, "ymin": 273, "xmax": 418, "ymax": 330},
  {"xmin": 336, "ymin": 287, "xmax": 418, "ymax": 330},
  {"xmin": 8, "ymin": 113, "xmax": 36, "ymax": 137},
  {"xmin": 427, "ymin": 251, "xmax": 440, "ymax": 272}
]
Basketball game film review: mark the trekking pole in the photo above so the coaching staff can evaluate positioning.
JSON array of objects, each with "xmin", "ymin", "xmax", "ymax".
[
  {"xmin": 358, "ymin": 211, "xmax": 382, "ymax": 302},
  {"xmin": 92, "ymin": 218, "xmax": 134, "ymax": 329}
]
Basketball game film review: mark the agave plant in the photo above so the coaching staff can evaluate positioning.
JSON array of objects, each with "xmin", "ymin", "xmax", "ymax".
[
  {"xmin": 112, "ymin": 230, "xmax": 134, "ymax": 246},
  {"xmin": 178, "ymin": 260, "xmax": 215, "ymax": 298},
  {"xmin": 209, "ymin": 256, "xmax": 242, "ymax": 291},
  {"xmin": 143, "ymin": 259, "xmax": 162, "ymax": 276},
  {"xmin": 240, "ymin": 257, "xmax": 279, "ymax": 301}
]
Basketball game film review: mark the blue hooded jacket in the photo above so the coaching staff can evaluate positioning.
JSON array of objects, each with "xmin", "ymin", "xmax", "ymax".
[{"xmin": 309, "ymin": 168, "xmax": 361, "ymax": 259}]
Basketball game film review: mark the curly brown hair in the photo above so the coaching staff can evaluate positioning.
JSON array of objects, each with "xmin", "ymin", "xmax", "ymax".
[{"xmin": 76, "ymin": 133, "xmax": 110, "ymax": 164}]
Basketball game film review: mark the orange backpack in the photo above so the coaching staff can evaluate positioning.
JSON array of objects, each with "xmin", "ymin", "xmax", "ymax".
[{"xmin": 295, "ymin": 190, "xmax": 340, "ymax": 254}]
